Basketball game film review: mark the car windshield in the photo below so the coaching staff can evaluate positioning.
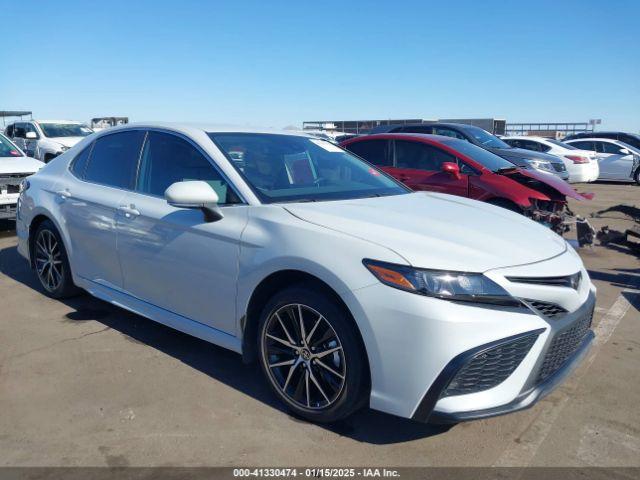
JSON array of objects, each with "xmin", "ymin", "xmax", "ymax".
[
  {"xmin": 463, "ymin": 126, "xmax": 511, "ymax": 149},
  {"xmin": 209, "ymin": 133, "xmax": 408, "ymax": 203},
  {"xmin": 38, "ymin": 123, "xmax": 93, "ymax": 138},
  {"xmin": 0, "ymin": 134, "xmax": 24, "ymax": 158},
  {"xmin": 440, "ymin": 138, "xmax": 517, "ymax": 172},
  {"xmin": 547, "ymin": 138, "xmax": 577, "ymax": 150}
]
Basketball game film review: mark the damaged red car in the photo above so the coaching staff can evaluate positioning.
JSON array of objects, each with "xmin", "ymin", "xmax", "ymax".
[{"xmin": 341, "ymin": 134, "xmax": 591, "ymax": 235}]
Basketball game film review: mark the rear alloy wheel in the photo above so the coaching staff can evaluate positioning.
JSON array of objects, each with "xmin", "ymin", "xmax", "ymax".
[
  {"xmin": 258, "ymin": 286, "xmax": 367, "ymax": 423},
  {"xmin": 33, "ymin": 220, "xmax": 79, "ymax": 298}
]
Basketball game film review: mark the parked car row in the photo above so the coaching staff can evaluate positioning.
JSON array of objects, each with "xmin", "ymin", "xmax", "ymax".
[
  {"xmin": 16, "ymin": 123, "xmax": 596, "ymax": 425},
  {"xmin": 340, "ymin": 133, "xmax": 591, "ymax": 235},
  {"xmin": 4, "ymin": 119, "xmax": 93, "ymax": 163}
]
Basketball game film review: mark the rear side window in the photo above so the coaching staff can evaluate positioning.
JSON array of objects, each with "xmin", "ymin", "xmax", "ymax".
[
  {"xmin": 569, "ymin": 141, "xmax": 595, "ymax": 151},
  {"xmin": 136, "ymin": 131, "xmax": 240, "ymax": 204},
  {"xmin": 345, "ymin": 140, "xmax": 391, "ymax": 166},
  {"xmin": 400, "ymin": 125, "xmax": 434, "ymax": 134},
  {"xmin": 84, "ymin": 131, "xmax": 145, "ymax": 189},
  {"xmin": 433, "ymin": 127, "xmax": 466, "ymax": 140},
  {"xmin": 394, "ymin": 140, "xmax": 456, "ymax": 171},
  {"xmin": 70, "ymin": 144, "xmax": 93, "ymax": 178}
]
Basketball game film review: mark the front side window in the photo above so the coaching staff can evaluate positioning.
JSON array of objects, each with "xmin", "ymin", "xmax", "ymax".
[
  {"xmin": 600, "ymin": 142, "xmax": 626, "ymax": 155},
  {"xmin": 209, "ymin": 133, "xmax": 407, "ymax": 203},
  {"xmin": 38, "ymin": 123, "xmax": 93, "ymax": 138},
  {"xmin": 0, "ymin": 134, "xmax": 24, "ymax": 157},
  {"xmin": 83, "ymin": 131, "xmax": 145, "ymax": 189},
  {"xmin": 136, "ymin": 131, "xmax": 240, "ymax": 204},
  {"xmin": 394, "ymin": 140, "xmax": 456, "ymax": 171},
  {"xmin": 13, "ymin": 123, "xmax": 27, "ymax": 139},
  {"xmin": 5, "ymin": 125, "xmax": 14, "ymax": 137},
  {"xmin": 345, "ymin": 139, "xmax": 391, "ymax": 166}
]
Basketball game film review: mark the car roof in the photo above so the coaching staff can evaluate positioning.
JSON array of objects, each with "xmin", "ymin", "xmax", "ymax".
[
  {"xmin": 347, "ymin": 132, "xmax": 468, "ymax": 144},
  {"xmin": 92, "ymin": 122, "xmax": 314, "ymax": 138}
]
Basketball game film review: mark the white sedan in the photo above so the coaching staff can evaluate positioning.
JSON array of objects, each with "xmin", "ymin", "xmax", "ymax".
[
  {"xmin": 16, "ymin": 123, "xmax": 595, "ymax": 424},
  {"xmin": 564, "ymin": 138, "xmax": 640, "ymax": 184},
  {"xmin": 503, "ymin": 136, "xmax": 599, "ymax": 183}
]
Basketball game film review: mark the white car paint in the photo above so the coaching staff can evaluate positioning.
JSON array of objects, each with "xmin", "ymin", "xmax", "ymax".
[
  {"xmin": 564, "ymin": 138, "xmax": 640, "ymax": 183},
  {"xmin": 503, "ymin": 136, "xmax": 599, "ymax": 183},
  {"xmin": 4, "ymin": 120, "xmax": 93, "ymax": 163},
  {"xmin": 16, "ymin": 123, "xmax": 596, "ymax": 423},
  {"xmin": 0, "ymin": 133, "xmax": 44, "ymax": 219}
]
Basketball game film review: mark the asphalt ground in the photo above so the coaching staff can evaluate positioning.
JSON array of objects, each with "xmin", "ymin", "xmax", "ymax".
[{"xmin": 0, "ymin": 182, "xmax": 638, "ymax": 467}]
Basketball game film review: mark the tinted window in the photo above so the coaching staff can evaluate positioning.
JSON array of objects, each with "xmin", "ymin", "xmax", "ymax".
[
  {"xmin": 462, "ymin": 126, "xmax": 511, "ymax": 148},
  {"xmin": 433, "ymin": 127, "xmax": 466, "ymax": 140},
  {"xmin": 25, "ymin": 123, "xmax": 39, "ymax": 138},
  {"xmin": 440, "ymin": 138, "xmax": 516, "ymax": 172},
  {"xmin": 210, "ymin": 133, "xmax": 407, "ymax": 203},
  {"xmin": 13, "ymin": 123, "xmax": 27, "ymax": 139},
  {"xmin": 399, "ymin": 125, "xmax": 434, "ymax": 134},
  {"xmin": 599, "ymin": 142, "xmax": 626, "ymax": 155},
  {"xmin": 136, "ymin": 131, "xmax": 240, "ymax": 204},
  {"xmin": 620, "ymin": 134, "xmax": 640, "ymax": 150},
  {"xmin": 84, "ymin": 131, "xmax": 145, "ymax": 189},
  {"xmin": 346, "ymin": 140, "xmax": 391, "ymax": 166},
  {"xmin": 5, "ymin": 125, "xmax": 14, "ymax": 137},
  {"xmin": 70, "ymin": 144, "xmax": 93, "ymax": 178},
  {"xmin": 0, "ymin": 134, "xmax": 23, "ymax": 157},
  {"xmin": 394, "ymin": 140, "xmax": 456, "ymax": 171},
  {"xmin": 568, "ymin": 141, "xmax": 595, "ymax": 151}
]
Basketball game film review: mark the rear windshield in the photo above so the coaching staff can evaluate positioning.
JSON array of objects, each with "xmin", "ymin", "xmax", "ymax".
[{"xmin": 38, "ymin": 123, "xmax": 93, "ymax": 138}]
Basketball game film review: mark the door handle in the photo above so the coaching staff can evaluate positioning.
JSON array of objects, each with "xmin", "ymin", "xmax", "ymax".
[
  {"xmin": 117, "ymin": 205, "xmax": 140, "ymax": 218},
  {"xmin": 56, "ymin": 190, "xmax": 71, "ymax": 200}
]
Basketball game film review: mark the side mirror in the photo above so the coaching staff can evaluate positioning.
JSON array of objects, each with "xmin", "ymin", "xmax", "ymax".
[
  {"xmin": 441, "ymin": 162, "xmax": 462, "ymax": 180},
  {"xmin": 25, "ymin": 132, "xmax": 38, "ymax": 140},
  {"xmin": 164, "ymin": 180, "xmax": 223, "ymax": 222},
  {"xmin": 620, "ymin": 148, "xmax": 631, "ymax": 155}
]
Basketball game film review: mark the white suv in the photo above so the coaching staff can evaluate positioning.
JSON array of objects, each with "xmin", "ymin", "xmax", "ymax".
[{"xmin": 5, "ymin": 120, "xmax": 93, "ymax": 163}]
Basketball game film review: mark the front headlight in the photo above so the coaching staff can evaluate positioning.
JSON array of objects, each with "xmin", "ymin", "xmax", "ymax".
[
  {"xmin": 527, "ymin": 159, "xmax": 554, "ymax": 172},
  {"xmin": 363, "ymin": 259, "xmax": 521, "ymax": 306}
]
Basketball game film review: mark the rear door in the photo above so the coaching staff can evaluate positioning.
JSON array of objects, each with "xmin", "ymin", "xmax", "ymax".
[
  {"xmin": 61, "ymin": 130, "xmax": 145, "ymax": 289},
  {"xmin": 392, "ymin": 140, "xmax": 468, "ymax": 196}
]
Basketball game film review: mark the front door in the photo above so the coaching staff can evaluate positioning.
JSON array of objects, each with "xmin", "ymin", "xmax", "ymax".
[
  {"xmin": 594, "ymin": 141, "xmax": 635, "ymax": 180},
  {"xmin": 392, "ymin": 140, "xmax": 468, "ymax": 196},
  {"xmin": 116, "ymin": 130, "xmax": 248, "ymax": 335}
]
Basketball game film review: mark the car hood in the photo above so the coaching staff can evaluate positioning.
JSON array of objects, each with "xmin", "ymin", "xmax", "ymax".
[
  {"xmin": 498, "ymin": 168, "xmax": 589, "ymax": 201},
  {"xmin": 49, "ymin": 137, "xmax": 85, "ymax": 148},
  {"xmin": 489, "ymin": 147, "xmax": 563, "ymax": 164},
  {"xmin": 0, "ymin": 156, "xmax": 45, "ymax": 174},
  {"xmin": 284, "ymin": 192, "xmax": 567, "ymax": 272}
]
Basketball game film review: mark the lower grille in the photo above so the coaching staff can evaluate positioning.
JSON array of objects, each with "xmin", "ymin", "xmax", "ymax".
[
  {"xmin": 526, "ymin": 300, "xmax": 568, "ymax": 319},
  {"xmin": 442, "ymin": 332, "xmax": 540, "ymax": 397},
  {"xmin": 537, "ymin": 309, "xmax": 594, "ymax": 382}
]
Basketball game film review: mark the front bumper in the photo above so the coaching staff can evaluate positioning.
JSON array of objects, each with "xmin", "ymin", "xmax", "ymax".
[{"xmin": 343, "ymin": 249, "xmax": 595, "ymax": 422}]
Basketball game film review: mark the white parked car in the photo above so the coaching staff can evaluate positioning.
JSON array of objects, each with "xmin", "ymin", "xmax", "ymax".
[
  {"xmin": 502, "ymin": 136, "xmax": 599, "ymax": 183},
  {"xmin": 16, "ymin": 123, "xmax": 595, "ymax": 424},
  {"xmin": 0, "ymin": 133, "xmax": 44, "ymax": 220},
  {"xmin": 4, "ymin": 120, "xmax": 94, "ymax": 163},
  {"xmin": 564, "ymin": 138, "xmax": 640, "ymax": 184}
]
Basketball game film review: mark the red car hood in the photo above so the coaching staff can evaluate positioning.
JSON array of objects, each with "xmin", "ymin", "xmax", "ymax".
[{"xmin": 502, "ymin": 168, "xmax": 592, "ymax": 201}]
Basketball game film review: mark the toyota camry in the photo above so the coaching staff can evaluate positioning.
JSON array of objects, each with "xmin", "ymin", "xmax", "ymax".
[{"xmin": 16, "ymin": 123, "xmax": 595, "ymax": 424}]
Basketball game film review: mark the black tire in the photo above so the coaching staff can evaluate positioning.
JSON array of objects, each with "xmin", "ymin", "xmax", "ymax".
[
  {"xmin": 32, "ymin": 219, "xmax": 80, "ymax": 299},
  {"xmin": 486, "ymin": 198, "xmax": 523, "ymax": 214},
  {"xmin": 634, "ymin": 168, "xmax": 640, "ymax": 185},
  {"xmin": 257, "ymin": 284, "xmax": 368, "ymax": 423}
]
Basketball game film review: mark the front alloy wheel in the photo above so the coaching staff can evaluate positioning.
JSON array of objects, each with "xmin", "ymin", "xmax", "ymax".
[
  {"xmin": 263, "ymin": 303, "xmax": 346, "ymax": 410},
  {"xmin": 258, "ymin": 286, "xmax": 368, "ymax": 423}
]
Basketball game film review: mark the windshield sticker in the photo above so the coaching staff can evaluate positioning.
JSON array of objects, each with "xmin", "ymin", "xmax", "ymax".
[{"xmin": 310, "ymin": 139, "xmax": 343, "ymax": 153}]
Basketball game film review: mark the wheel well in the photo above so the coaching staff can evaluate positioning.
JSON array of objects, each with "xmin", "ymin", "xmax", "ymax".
[
  {"xmin": 44, "ymin": 153, "xmax": 56, "ymax": 162},
  {"xmin": 242, "ymin": 270, "xmax": 369, "ymax": 373},
  {"xmin": 28, "ymin": 214, "xmax": 52, "ymax": 268}
]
